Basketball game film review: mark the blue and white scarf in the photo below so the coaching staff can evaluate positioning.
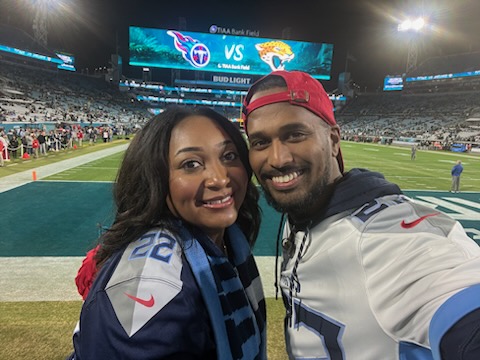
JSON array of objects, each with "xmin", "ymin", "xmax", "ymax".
[{"xmin": 181, "ymin": 224, "xmax": 267, "ymax": 360}]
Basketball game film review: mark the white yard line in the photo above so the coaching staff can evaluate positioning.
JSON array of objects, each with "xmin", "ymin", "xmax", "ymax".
[
  {"xmin": 0, "ymin": 256, "xmax": 277, "ymax": 301},
  {"xmin": 0, "ymin": 144, "xmax": 128, "ymax": 193}
]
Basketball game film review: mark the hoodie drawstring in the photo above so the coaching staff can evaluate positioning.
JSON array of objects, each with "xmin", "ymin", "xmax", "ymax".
[{"xmin": 274, "ymin": 213, "xmax": 286, "ymax": 300}]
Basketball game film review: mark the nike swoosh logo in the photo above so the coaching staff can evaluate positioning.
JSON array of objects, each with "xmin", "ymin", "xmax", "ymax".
[
  {"xmin": 401, "ymin": 213, "xmax": 440, "ymax": 229},
  {"xmin": 125, "ymin": 293, "xmax": 155, "ymax": 307}
]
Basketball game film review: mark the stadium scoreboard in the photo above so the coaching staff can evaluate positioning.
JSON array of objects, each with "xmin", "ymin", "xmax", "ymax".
[
  {"xmin": 129, "ymin": 26, "xmax": 333, "ymax": 80},
  {"xmin": 0, "ymin": 43, "xmax": 76, "ymax": 72},
  {"xmin": 383, "ymin": 75, "xmax": 404, "ymax": 91}
]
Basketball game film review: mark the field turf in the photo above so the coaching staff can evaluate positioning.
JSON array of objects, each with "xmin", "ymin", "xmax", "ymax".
[
  {"xmin": 41, "ymin": 141, "xmax": 480, "ymax": 191},
  {"xmin": 1, "ymin": 140, "xmax": 479, "ymax": 360}
]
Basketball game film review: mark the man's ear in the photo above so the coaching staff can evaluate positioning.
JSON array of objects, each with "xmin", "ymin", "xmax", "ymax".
[{"xmin": 329, "ymin": 125, "xmax": 341, "ymax": 157}]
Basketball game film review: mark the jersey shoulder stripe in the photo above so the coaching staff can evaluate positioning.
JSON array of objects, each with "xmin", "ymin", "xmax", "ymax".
[{"xmin": 105, "ymin": 229, "xmax": 183, "ymax": 337}]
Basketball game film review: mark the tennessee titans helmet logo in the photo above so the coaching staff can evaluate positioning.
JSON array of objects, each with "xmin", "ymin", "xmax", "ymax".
[{"xmin": 167, "ymin": 30, "xmax": 210, "ymax": 68}]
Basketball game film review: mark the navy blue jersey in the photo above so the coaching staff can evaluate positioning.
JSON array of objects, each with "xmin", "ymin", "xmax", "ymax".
[
  {"xmin": 72, "ymin": 229, "xmax": 216, "ymax": 359},
  {"xmin": 71, "ymin": 225, "xmax": 266, "ymax": 360}
]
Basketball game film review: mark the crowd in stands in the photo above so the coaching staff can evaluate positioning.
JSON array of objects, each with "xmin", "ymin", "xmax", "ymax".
[
  {"xmin": 336, "ymin": 90, "xmax": 480, "ymax": 147},
  {"xmin": 333, "ymin": 51, "xmax": 480, "ymax": 149},
  {"xmin": 0, "ymin": 58, "xmax": 149, "ymax": 162},
  {"xmin": 0, "ymin": 60, "xmax": 149, "ymax": 125},
  {"xmin": 409, "ymin": 51, "xmax": 480, "ymax": 78},
  {"xmin": 0, "ymin": 124, "xmax": 131, "ymax": 161},
  {"xmin": 1, "ymin": 52, "xmax": 480, "ymax": 165}
]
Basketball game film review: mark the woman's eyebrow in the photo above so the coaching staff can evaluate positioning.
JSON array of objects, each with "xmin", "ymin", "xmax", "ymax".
[{"xmin": 175, "ymin": 140, "xmax": 233, "ymax": 156}]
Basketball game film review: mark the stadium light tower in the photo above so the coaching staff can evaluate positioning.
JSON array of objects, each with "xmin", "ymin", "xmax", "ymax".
[
  {"xmin": 397, "ymin": 17, "xmax": 427, "ymax": 73},
  {"xmin": 31, "ymin": 0, "xmax": 58, "ymax": 47}
]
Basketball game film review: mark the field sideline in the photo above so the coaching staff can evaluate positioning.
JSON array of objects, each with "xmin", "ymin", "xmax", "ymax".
[
  {"xmin": 2, "ymin": 140, "xmax": 480, "ymax": 299},
  {"xmin": 1, "ymin": 140, "xmax": 479, "ymax": 360}
]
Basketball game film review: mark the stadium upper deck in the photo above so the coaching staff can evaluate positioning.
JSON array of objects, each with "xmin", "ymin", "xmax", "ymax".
[{"xmin": 1, "ymin": 21, "xmax": 479, "ymax": 151}]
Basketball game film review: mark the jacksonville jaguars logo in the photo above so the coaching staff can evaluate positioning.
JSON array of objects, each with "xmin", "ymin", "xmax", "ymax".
[
  {"xmin": 255, "ymin": 41, "xmax": 295, "ymax": 71},
  {"xmin": 167, "ymin": 30, "xmax": 210, "ymax": 68}
]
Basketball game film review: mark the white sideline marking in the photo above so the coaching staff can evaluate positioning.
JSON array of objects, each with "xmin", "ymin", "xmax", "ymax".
[
  {"xmin": 0, "ymin": 144, "xmax": 128, "ymax": 193},
  {"xmin": 0, "ymin": 256, "xmax": 277, "ymax": 301},
  {"xmin": 438, "ymin": 160, "xmax": 458, "ymax": 164}
]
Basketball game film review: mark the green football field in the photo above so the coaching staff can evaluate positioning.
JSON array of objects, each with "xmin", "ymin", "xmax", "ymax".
[
  {"xmin": 341, "ymin": 141, "xmax": 479, "ymax": 191},
  {"xmin": 1, "ymin": 140, "xmax": 480, "ymax": 360},
  {"xmin": 42, "ymin": 140, "xmax": 480, "ymax": 191},
  {"xmin": 44, "ymin": 140, "xmax": 479, "ymax": 247},
  {"xmin": 1, "ymin": 141, "xmax": 480, "ymax": 257}
]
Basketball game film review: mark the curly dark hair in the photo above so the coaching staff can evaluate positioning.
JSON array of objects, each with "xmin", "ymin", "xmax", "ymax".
[{"xmin": 95, "ymin": 106, "xmax": 261, "ymax": 266}]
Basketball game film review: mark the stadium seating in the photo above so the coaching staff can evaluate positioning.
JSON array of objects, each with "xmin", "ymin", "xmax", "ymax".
[{"xmin": 1, "ymin": 48, "xmax": 480, "ymax": 153}]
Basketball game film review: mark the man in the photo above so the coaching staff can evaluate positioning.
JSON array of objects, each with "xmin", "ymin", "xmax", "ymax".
[
  {"xmin": 0, "ymin": 135, "xmax": 5, "ymax": 166},
  {"xmin": 451, "ymin": 160, "xmax": 463, "ymax": 193},
  {"xmin": 37, "ymin": 130, "xmax": 47, "ymax": 156},
  {"xmin": 242, "ymin": 70, "xmax": 480, "ymax": 359}
]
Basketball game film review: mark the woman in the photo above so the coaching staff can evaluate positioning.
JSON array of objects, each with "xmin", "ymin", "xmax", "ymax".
[{"xmin": 70, "ymin": 107, "xmax": 266, "ymax": 360}]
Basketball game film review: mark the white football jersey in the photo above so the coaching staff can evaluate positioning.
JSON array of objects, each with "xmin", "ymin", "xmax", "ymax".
[{"xmin": 280, "ymin": 195, "xmax": 480, "ymax": 359}]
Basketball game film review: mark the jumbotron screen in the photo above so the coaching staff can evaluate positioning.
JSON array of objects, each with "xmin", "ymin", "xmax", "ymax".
[
  {"xmin": 0, "ymin": 43, "xmax": 76, "ymax": 72},
  {"xmin": 129, "ymin": 26, "xmax": 333, "ymax": 79},
  {"xmin": 383, "ymin": 75, "xmax": 404, "ymax": 91},
  {"xmin": 55, "ymin": 52, "xmax": 76, "ymax": 72}
]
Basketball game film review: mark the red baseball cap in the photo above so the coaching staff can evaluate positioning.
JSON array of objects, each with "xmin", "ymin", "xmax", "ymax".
[{"xmin": 242, "ymin": 70, "xmax": 344, "ymax": 173}]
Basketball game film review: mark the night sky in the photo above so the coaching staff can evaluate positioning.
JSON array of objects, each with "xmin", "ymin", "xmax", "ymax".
[{"xmin": 1, "ymin": 0, "xmax": 480, "ymax": 91}]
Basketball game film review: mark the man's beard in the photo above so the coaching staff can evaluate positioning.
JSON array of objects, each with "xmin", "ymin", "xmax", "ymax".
[{"xmin": 261, "ymin": 166, "xmax": 331, "ymax": 219}]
